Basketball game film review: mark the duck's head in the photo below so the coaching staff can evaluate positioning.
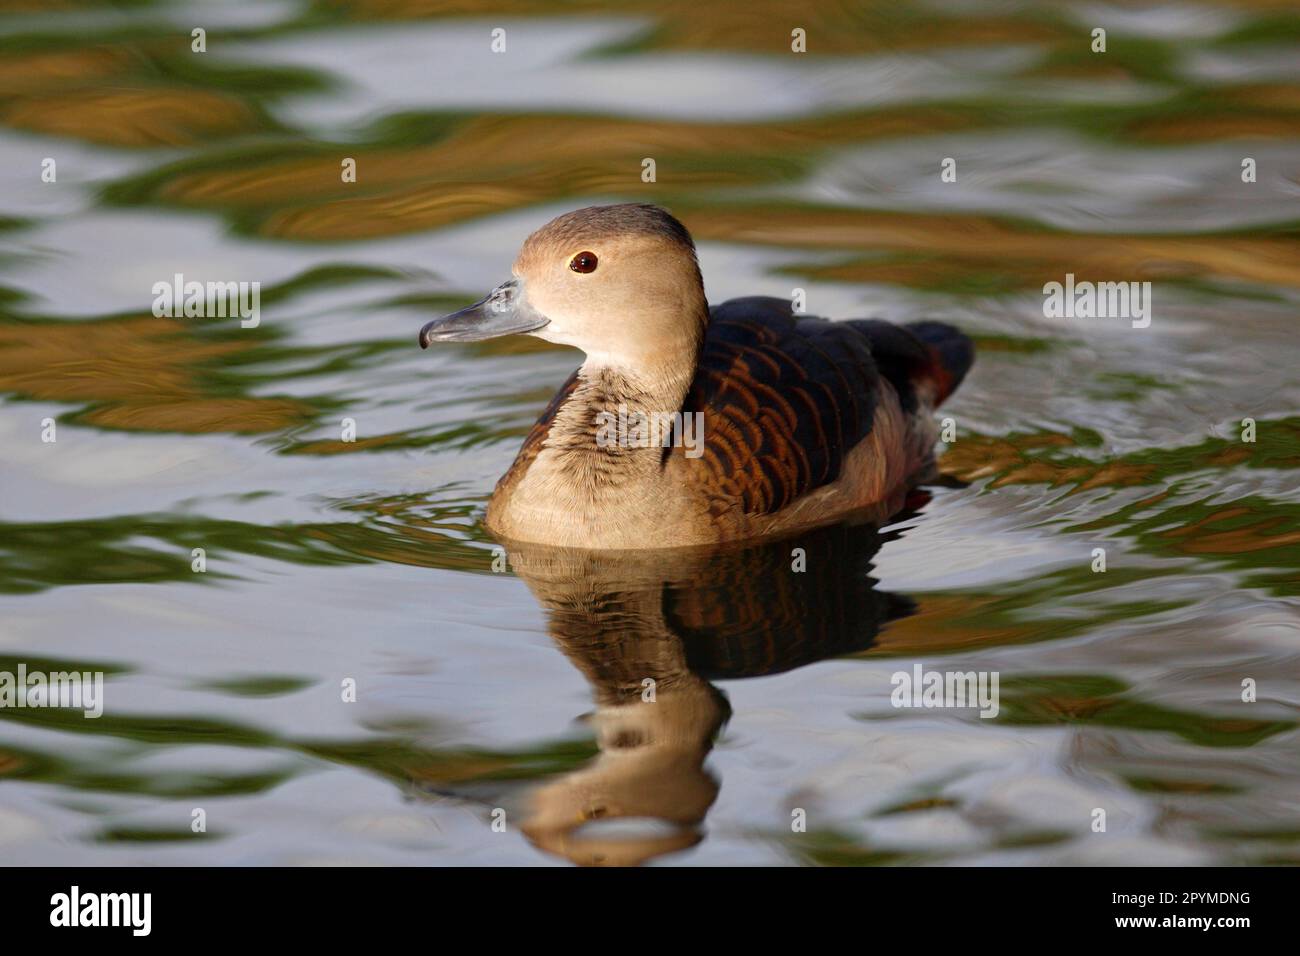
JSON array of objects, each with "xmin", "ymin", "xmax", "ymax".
[{"xmin": 419, "ymin": 203, "xmax": 706, "ymax": 369}]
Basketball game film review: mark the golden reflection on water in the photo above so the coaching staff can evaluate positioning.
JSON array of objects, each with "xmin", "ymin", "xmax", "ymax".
[
  {"xmin": 0, "ymin": 317, "xmax": 313, "ymax": 432},
  {"xmin": 2, "ymin": 88, "xmax": 261, "ymax": 147}
]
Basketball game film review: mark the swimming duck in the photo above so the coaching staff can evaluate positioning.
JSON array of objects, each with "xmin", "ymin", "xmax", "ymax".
[{"xmin": 419, "ymin": 203, "xmax": 974, "ymax": 549}]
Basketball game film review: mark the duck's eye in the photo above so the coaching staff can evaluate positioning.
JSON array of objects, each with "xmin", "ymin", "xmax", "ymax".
[{"xmin": 569, "ymin": 251, "xmax": 598, "ymax": 274}]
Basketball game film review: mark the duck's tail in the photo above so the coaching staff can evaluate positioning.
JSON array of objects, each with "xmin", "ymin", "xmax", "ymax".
[
  {"xmin": 904, "ymin": 320, "xmax": 975, "ymax": 407},
  {"xmin": 845, "ymin": 319, "xmax": 975, "ymax": 411}
]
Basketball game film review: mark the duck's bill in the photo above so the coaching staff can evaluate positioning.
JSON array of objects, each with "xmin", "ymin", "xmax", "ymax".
[{"xmin": 419, "ymin": 278, "xmax": 550, "ymax": 346}]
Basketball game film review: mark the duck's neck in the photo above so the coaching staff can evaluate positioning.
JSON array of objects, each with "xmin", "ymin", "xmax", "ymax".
[{"xmin": 543, "ymin": 350, "xmax": 698, "ymax": 482}]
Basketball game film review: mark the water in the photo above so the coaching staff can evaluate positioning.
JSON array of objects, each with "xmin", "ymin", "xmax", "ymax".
[{"xmin": 1, "ymin": 0, "xmax": 1298, "ymax": 866}]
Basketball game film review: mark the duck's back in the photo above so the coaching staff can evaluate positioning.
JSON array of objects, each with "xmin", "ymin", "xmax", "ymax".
[{"xmin": 664, "ymin": 297, "xmax": 973, "ymax": 535}]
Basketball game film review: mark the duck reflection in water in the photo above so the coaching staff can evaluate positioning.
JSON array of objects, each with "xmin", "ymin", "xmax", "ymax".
[{"xmin": 505, "ymin": 497, "xmax": 922, "ymax": 866}]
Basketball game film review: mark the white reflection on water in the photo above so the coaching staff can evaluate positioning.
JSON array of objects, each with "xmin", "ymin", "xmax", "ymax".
[{"xmin": 220, "ymin": 20, "xmax": 1042, "ymax": 128}]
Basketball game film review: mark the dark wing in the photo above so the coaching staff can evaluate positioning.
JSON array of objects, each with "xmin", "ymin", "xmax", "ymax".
[
  {"xmin": 669, "ymin": 297, "xmax": 974, "ymax": 518},
  {"xmin": 669, "ymin": 297, "xmax": 883, "ymax": 516}
]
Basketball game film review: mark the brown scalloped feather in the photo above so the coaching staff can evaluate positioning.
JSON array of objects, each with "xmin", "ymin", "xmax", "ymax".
[{"xmin": 667, "ymin": 298, "xmax": 894, "ymax": 516}]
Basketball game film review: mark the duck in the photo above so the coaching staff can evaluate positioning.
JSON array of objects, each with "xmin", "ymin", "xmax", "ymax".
[{"xmin": 419, "ymin": 203, "xmax": 974, "ymax": 550}]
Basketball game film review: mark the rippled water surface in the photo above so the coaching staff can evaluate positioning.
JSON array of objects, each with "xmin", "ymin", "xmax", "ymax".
[{"xmin": 1, "ymin": 0, "xmax": 1298, "ymax": 865}]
